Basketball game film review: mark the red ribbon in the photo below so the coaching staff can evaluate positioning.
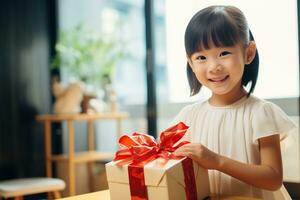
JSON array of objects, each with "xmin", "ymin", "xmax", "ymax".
[
  {"xmin": 182, "ymin": 157, "xmax": 197, "ymax": 200},
  {"xmin": 113, "ymin": 122, "xmax": 198, "ymax": 200}
]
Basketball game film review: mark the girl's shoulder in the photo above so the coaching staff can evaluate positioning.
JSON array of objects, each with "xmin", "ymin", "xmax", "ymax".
[
  {"xmin": 249, "ymin": 95, "xmax": 296, "ymax": 142},
  {"xmin": 246, "ymin": 95, "xmax": 283, "ymax": 112},
  {"xmin": 247, "ymin": 95, "xmax": 295, "ymax": 127}
]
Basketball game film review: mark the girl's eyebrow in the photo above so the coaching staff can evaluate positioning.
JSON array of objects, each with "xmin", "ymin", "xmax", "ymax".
[
  {"xmin": 194, "ymin": 51, "xmax": 204, "ymax": 54},
  {"xmin": 192, "ymin": 51, "xmax": 206, "ymax": 57},
  {"xmin": 194, "ymin": 47, "xmax": 232, "ymax": 53}
]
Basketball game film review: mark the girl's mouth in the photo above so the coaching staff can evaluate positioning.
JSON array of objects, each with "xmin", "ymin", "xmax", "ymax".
[{"xmin": 208, "ymin": 75, "xmax": 229, "ymax": 82}]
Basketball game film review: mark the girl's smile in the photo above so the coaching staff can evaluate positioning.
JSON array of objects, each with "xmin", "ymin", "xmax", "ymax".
[{"xmin": 208, "ymin": 75, "xmax": 229, "ymax": 83}]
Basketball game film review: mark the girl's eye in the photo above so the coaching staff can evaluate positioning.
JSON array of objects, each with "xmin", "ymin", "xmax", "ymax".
[
  {"xmin": 196, "ymin": 55, "xmax": 206, "ymax": 61},
  {"xmin": 220, "ymin": 51, "xmax": 231, "ymax": 57}
]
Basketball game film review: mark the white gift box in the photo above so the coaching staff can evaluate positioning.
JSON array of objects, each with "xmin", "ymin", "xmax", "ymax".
[{"xmin": 106, "ymin": 158, "xmax": 210, "ymax": 200}]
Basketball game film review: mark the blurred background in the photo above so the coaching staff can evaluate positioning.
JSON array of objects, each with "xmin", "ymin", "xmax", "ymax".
[{"xmin": 0, "ymin": 0, "xmax": 299, "ymax": 199}]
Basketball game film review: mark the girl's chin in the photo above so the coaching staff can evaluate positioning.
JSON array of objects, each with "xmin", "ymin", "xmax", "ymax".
[{"xmin": 210, "ymin": 87, "xmax": 230, "ymax": 95}]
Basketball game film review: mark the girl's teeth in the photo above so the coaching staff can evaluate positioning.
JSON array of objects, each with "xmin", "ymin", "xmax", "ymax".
[{"xmin": 210, "ymin": 76, "xmax": 228, "ymax": 82}]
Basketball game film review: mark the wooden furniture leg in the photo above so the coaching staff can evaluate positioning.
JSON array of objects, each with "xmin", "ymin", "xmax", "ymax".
[
  {"xmin": 52, "ymin": 190, "xmax": 62, "ymax": 199},
  {"xmin": 87, "ymin": 121, "xmax": 95, "ymax": 192},
  {"xmin": 47, "ymin": 192, "xmax": 52, "ymax": 199},
  {"xmin": 45, "ymin": 121, "xmax": 53, "ymax": 200},
  {"xmin": 67, "ymin": 120, "xmax": 75, "ymax": 196},
  {"xmin": 44, "ymin": 121, "xmax": 52, "ymax": 178}
]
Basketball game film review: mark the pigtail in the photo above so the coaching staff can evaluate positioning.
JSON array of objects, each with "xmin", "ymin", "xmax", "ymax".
[
  {"xmin": 186, "ymin": 62, "xmax": 201, "ymax": 96},
  {"xmin": 242, "ymin": 30, "xmax": 259, "ymax": 96}
]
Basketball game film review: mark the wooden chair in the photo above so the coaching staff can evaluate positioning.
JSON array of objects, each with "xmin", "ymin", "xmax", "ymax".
[{"xmin": 0, "ymin": 177, "xmax": 65, "ymax": 200}]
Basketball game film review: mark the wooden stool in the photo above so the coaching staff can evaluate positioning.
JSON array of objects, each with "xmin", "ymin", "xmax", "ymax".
[{"xmin": 0, "ymin": 177, "xmax": 65, "ymax": 200}]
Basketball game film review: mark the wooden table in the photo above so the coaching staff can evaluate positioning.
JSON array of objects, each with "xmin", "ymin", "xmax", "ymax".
[
  {"xmin": 58, "ymin": 190, "xmax": 262, "ymax": 200},
  {"xmin": 36, "ymin": 112, "xmax": 129, "ymax": 196}
]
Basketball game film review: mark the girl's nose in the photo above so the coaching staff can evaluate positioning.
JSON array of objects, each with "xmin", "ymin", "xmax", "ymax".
[{"xmin": 208, "ymin": 60, "xmax": 222, "ymax": 72}]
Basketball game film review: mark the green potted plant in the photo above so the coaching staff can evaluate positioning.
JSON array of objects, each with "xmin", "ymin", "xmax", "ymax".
[{"xmin": 51, "ymin": 24, "xmax": 126, "ymax": 112}]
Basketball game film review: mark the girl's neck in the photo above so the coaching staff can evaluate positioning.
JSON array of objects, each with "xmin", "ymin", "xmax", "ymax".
[{"xmin": 209, "ymin": 87, "xmax": 247, "ymax": 107}]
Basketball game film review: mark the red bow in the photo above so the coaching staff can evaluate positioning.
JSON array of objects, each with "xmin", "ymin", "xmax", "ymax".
[{"xmin": 114, "ymin": 122, "xmax": 189, "ymax": 166}]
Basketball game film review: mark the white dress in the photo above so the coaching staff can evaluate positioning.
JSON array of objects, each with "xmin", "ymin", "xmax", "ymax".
[{"xmin": 172, "ymin": 95, "xmax": 296, "ymax": 199}]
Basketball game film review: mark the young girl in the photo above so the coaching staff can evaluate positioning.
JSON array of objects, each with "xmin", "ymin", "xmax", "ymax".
[{"xmin": 173, "ymin": 5, "xmax": 296, "ymax": 199}]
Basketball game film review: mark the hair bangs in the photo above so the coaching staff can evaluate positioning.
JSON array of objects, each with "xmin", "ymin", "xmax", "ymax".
[
  {"xmin": 185, "ymin": 9, "xmax": 242, "ymax": 56},
  {"xmin": 198, "ymin": 15, "xmax": 241, "ymax": 51}
]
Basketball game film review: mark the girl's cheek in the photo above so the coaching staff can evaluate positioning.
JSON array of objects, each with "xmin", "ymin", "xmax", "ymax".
[
  {"xmin": 195, "ymin": 73, "xmax": 206, "ymax": 84},
  {"xmin": 193, "ymin": 64, "xmax": 205, "ymax": 72},
  {"xmin": 198, "ymin": 66, "xmax": 207, "ymax": 75}
]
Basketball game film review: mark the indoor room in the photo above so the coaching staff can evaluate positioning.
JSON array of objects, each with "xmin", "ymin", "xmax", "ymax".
[{"xmin": 0, "ymin": 0, "xmax": 299, "ymax": 199}]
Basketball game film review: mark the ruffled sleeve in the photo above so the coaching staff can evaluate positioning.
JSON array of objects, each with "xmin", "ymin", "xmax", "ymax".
[{"xmin": 252, "ymin": 101, "xmax": 296, "ymax": 143}]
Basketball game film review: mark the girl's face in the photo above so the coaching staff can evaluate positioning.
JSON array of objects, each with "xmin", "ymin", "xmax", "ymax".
[{"xmin": 188, "ymin": 42, "xmax": 256, "ymax": 99}]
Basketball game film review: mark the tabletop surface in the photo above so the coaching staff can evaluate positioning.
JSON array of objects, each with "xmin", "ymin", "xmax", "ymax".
[{"xmin": 58, "ymin": 190, "xmax": 262, "ymax": 200}]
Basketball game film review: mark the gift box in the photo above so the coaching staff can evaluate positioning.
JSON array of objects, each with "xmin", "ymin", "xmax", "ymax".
[
  {"xmin": 106, "ymin": 157, "xmax": 210, "ymax": 200},
  {"xmin": 105, "ymin": 122, "xmax": 210, "ymax": 200}
]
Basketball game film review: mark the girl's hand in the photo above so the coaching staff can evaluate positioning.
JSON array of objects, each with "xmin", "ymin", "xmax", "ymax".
[{"xmin": 173, "ymin": 143, "xmax": 221, "ymax": 170}]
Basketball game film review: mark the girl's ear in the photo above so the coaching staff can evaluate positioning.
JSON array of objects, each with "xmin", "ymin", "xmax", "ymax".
[{"xmin": 245, "ymin": 41, "xmax": 256, "ymax": 64}]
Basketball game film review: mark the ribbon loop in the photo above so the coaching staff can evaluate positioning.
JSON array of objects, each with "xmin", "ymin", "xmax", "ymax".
[
  {"xmin": 113, "ymin": 122, "xmax": 189, "ymax": 165},
  {"xmin": 159, "ymin": 122, "xmax": 189, "ymax": 149}
]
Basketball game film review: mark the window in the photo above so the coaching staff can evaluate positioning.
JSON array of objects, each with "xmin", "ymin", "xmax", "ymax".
[
  {"xmin": 58, "ymin": 0, "xmax": 147, "ymax": 105},
  {"xmin": 58, "ymin": 0, "xmax": 147, "ymax": 152},
  {"xmin": 162, "ymin": 0, "xmax": 299, "ymax": 102}
]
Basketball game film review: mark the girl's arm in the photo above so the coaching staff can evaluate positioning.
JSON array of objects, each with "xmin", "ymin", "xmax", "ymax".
[{"xmin": 173, "ymin": 134, "xmax": 283, "ymax": 191}]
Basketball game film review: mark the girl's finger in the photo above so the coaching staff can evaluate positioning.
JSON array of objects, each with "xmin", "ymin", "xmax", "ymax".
[
  {"xmin": 174, "ymin": 145, "xmax": 188, "ymax": 152},
  {"xmin": 173, "ymin": 151, "xmax": 188, "ymax": 156}
]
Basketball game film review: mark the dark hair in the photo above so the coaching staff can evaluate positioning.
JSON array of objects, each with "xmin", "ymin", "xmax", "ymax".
[{"xmin": 185, "ymin": 5, "xmax": 259, "ymax": 96}]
